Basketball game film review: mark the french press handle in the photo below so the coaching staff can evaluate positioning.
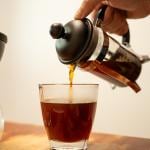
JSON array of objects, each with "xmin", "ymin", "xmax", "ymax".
[{"xmin": 93, "ymin": 5, "xmax": 130, "ymax": 46}]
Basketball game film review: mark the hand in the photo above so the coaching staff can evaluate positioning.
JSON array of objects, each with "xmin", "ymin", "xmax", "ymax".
[{"xmin": 75, "ymin": 0, "xmax": 150, "ymax": 35}]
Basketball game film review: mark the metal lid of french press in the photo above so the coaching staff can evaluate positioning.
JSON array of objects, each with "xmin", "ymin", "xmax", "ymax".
[{"xmin": 50, "ymin": 19, "xmax": 93, "ymax": 64}]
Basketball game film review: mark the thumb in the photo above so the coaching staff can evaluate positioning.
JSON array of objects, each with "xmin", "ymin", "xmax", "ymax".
[{"xmin": 74, "ymin": 0, "xmax": 101, "ymax": 19}]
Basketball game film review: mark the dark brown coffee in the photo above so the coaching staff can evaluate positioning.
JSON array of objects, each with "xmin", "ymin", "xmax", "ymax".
[{"xmin": 41, "ymin": 101, "xmax": 97, "ymax": 142}]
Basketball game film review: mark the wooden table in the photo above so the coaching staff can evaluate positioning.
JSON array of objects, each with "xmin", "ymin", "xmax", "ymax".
[{"xmin": 1, "ymin": 122, "xmax": 150, "ymax": 150}]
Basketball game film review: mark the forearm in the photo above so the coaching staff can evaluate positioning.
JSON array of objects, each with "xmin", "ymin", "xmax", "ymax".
[
  {"xmin": 144, "ymin": 0, "xmax": 150, "ymax": 16},
  {"xmin": 127, "ymin": 0, "xmax": 150, "ymax": 18}
]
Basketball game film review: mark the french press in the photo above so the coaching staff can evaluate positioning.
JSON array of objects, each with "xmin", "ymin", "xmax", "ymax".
[{"xmin": 50, "ymin": 6, "xmax": 149, "ymax": 93}]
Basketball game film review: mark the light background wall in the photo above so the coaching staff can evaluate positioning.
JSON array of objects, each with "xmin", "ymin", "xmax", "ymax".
[{"xmin": 0, "ymin": 0, "xmax": 150, "ymax": 138}]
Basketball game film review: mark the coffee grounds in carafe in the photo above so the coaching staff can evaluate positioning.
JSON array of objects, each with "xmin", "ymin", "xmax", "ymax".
[{"xmin": 79, "ymin": 60, "xmax": 141, "ymax": 92}]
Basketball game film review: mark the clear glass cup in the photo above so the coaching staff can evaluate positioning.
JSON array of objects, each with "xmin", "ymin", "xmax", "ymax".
[
  {"xmin": 0, "ymin": 107, "xmax": 4, "ymax": 140},
  {"xmin": 39, "ymin": 84, "xmax": 99, "ymax": 150}
]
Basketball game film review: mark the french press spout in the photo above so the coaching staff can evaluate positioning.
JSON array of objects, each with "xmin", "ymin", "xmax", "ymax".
[{"xmin": 50, "ymin": 6, "xmax": 150, "ymax": 93}]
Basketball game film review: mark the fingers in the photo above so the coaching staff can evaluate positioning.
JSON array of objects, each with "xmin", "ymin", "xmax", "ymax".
[
  {"xmin": 74, "ymin": 0, "xmax": 129, "ymax": 35},
  {"xmin": 90, "ymin": 3, "xmax": 103, "ymax": 21},
  {"xmin": 102, "ymin": 0, "xmax": 136, "ymax": 11},
  {"xmin": 102, "ymin": 7, "xmax": 129, "ymax": 35},
  {"xmin": 74, "ymin": 0, "xmax": 101, "ymax": 19}
]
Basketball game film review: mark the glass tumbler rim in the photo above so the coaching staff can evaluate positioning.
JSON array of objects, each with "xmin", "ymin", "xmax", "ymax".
[
  {"xmin": 39, "ymin": 83, "xmax": 99, "ymax": 88},
  {"xmin": 39, "ymin": 83, "xmax": 99, "ymax": 103}
]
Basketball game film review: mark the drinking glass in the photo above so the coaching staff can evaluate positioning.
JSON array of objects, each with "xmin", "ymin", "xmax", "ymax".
[
  {"xmin": 0, "ymin": 107, "xmax": 4, "ymax": 140},
  {"xmin": 39, "ymin": 84, "xmax": 99, "ymax": 150}
]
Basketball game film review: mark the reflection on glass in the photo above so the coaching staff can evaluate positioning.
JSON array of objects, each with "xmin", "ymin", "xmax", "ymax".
[{"xmin": 0, "ymin": 107, "xmax": 4, "ymax": 140}]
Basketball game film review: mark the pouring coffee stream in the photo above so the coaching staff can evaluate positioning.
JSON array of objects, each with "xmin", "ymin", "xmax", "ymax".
[{"xmin": 50, "ymin": 7, "xmax": 150, "ymax": 93}]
